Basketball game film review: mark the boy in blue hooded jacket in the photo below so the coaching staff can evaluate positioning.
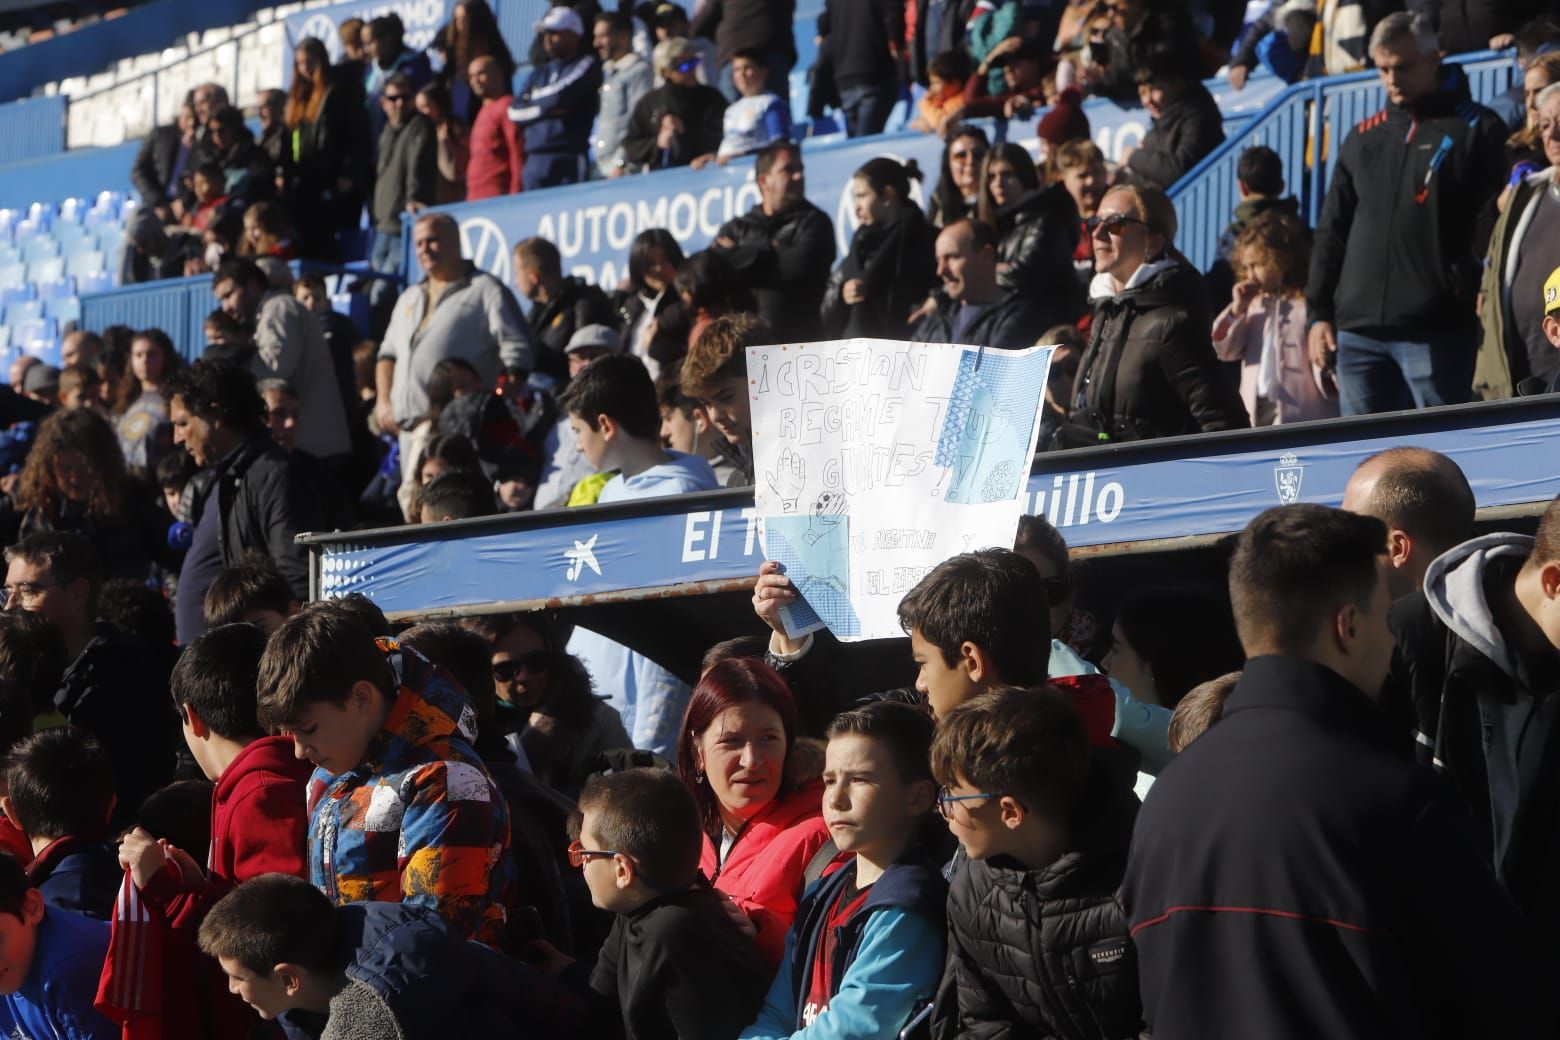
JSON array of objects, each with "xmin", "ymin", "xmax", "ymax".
[{"xmin": 741, "ymin": 701, "xmax": 946, "ymax": 1040}]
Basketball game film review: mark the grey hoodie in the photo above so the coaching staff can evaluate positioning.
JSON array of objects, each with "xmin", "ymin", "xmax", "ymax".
[{"xmin": 1421, "ymin": 531, "xmax": 1560, "ymax": 882}]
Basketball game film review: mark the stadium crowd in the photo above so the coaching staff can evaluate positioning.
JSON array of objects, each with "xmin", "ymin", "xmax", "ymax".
[{"xmin": 0, "ymin": 0, "xmax": 1558, "ymax": 1035}]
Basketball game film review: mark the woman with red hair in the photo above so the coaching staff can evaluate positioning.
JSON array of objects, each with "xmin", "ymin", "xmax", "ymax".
[{"xmin": 677, "ymin": 658, "xmax": 830, "ymax": 969}]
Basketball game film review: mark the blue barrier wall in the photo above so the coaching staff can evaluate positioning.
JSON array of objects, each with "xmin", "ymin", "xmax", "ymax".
[
  {"xmin": 0, "ymin": 139, "xmax": 140, "ymax": 207},
  {"xmin": 0, "ymin": 0, "xmax": 270, "ymax": 104},
  {"xmin": 79, "ymin": 275, "xmax": 212, "ymax": 360},
  {"xmin": 0, "ymin": 95, "xmax": 66, "ymax": 164},
  {"xmin": 1170, "ymin": 50, "xmax": 1515, "ymax": 272}
]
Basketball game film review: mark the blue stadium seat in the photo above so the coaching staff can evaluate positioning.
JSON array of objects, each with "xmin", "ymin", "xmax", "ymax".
[
  {"xmin": 64, "ymin": 252, "xmax": 105, "ymax": 279},
  {"xmin": 95, "ymin": 227, "xmax": 124, "ymax": 254},
  {"xmin": 94, "ymin": 191, "xmax": 124, "ymax": 216},
  {"xmin": 21, "ymin": 339, "xmax": 61, "ymax": 367},
  {"xmin": 0, "ymin": 284, "xmax": 32, "ymax": 306},
  {"xmin": 0, "ymin": 246, "xmax": 16, "ymax": 267},
  {"xmin": 83, "ymin": 207, "xmax": 114, "ymax": 229},
  {"xmin": 3, "ymin": 300, "xmax": 44, "ymax": 324},
  {"xmin": 56, "ymin": 198, "xmax": 87, "ymax": 224},
  {"xmin": 76, "ymin": 270, "xmax": 113, "ymax": 295},
  {"xmin": 0, "ymin": 327, "xmax": 10, "ymax": 350},
  {"xmin": 63, "ymin": 235, "xmax": 99, "ymax": 257},
  {"xmin": 54, "ymin": 222, "xmax": 90, "ymax": 246},
  {"xmin": 26, "ymin": 258, "xmax": 66, "ymax": 285},
  {"xmin": 46, "ymin": 297, "xmax": 80, "ymax": 325},
  {"xmin": 26, "ymin": 202, "xmax": 55, "ymax": 227},
  {"xmin": 22, "ymin": 237, "xmax": 60, "ymax": 262},
  {"xmin": 15, "ymin": 318, "xmax": 57, "ymax": 344},
  {"xmin": 12, "ymin": 221, "xmax": 42, "ymax": 244},
  {"xmin": 35, "ymin": 277, "xmax": 74, "ymax": 301},
  {"xmin": 0, "ymin": 265, "xmax": 25, "ymax": 289}
]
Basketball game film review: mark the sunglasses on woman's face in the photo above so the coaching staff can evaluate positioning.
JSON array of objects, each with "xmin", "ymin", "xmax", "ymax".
[
  {"xmin": 950, "ymin": 147, "xmax": 987, "ymax": 163},
  {"xmin": 492, "ymin": 650, "xmax": 551, "ymax": 683},
  {"xmin": 1086, "ymin": 212, "xmax": 1147, "ymax": 237}
]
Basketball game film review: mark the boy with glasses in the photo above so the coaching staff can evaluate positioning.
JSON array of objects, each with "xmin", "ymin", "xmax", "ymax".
[
  {"xmin": 547, "ymin": 767, "xmax": 768, "ymax": 1040},
  {"xmin": 930, "ymin": 686, "xmax": 1143, "ymax": 1038}
]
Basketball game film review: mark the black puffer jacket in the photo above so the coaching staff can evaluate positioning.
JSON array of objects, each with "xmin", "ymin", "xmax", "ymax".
[
  {"xmin": 1063, "ymin": 261, "xmax": 1248, "ymax": 445},
  {"xmin": 1125, "ymin": 81, "xmax": 1226, "ymax": 190},
  {"xmin": 621, "ymin": 83, "xmax": 729, "ymax": 171},
  {"xmin": 994, "ymin": 185, "xmax": 1084, "ymax": 328},
  {"xmin": 933, "ymin": 761, "xmax": 1142, "ymax": 1040},
  {"xmin": 913, "ymin": 289, "xmax": 1050, "ymax": 349},
  {"xmin": 714, "ymin": 200, "xmax": 837, "ymax": 343},
  {"xmin": 820, "ymin": 207, "xmax": 939, "ymax": 341},
  {"xmin": 186, "ymin": 435, "xmax": 323, "ymax": 600}
]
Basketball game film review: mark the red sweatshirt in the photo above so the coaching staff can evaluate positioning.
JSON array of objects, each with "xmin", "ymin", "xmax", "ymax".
[
  {"xmin": 138, "ymin": 736, "xmax": 312, "ymax": 1039},
  {"xmin": 467, "ymin": 94, "xmax": 524, "ymax": 201}
]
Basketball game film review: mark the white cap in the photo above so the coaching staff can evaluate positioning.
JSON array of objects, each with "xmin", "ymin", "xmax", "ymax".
[{"xmin": 535, "ymin": 5, "xmax": 585, "ymax": 35}]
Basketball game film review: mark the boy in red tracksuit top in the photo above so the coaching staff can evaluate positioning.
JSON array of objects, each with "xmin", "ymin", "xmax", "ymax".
[{"xmin": 116, "ymin": 623, "xmax": 312, "ymax": 1037}]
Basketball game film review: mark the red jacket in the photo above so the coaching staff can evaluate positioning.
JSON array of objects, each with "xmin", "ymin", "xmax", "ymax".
[
  {"xmin": 467, "ymin": 95, "xmax": 524, "ymax": 201},
  {"xmin": 700, "ymin": 780, "xmax": 832, "ymax": 971},
  {"xmin": 139, "ymin": 736, "xmax": 311, "ymax": 1040}
]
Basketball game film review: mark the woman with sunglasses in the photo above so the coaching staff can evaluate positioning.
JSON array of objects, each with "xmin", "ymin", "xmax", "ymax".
[
  {"xmin": 927, "ymin": 125, "xmax": 989, "ymax": 229},
  {"xmin": 821, "ymin": 157, "xmax": 939, "ymax": 340},
  {"xmin": 977, "ymin": 141, "xmax": 1086, "ymax": 328},
  {"xmin": 676, "ymin": 658, "xmax": 830, "ymax": 970},
  {"xmin": 622, "ymin": 39, "xmax": 729, "ymax": 171},
  {"xmin": 1057, "ymin": 184, "xmax": 1248, "ymax": 447},
  {"xmin": 470, "ymin": 612, "xmax": 631, "ymax": 798}
]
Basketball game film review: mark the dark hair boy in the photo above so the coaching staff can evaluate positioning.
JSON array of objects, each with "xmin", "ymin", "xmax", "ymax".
[
  {"xmin": 930, "ymin": 686, "xmax": 1142, "ymax": 1038},
  {"xmin": 3, "ymin": 729, "xmax": 119, "ymax": 919}
]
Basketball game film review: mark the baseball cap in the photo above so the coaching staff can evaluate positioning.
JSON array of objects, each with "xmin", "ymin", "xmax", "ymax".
[
  {"xmin": 535, "ymin": 5, "xmax": 584, "ymax": 35},
  {"xmin": 565, "ymin": 324, "xmax": 624, "ymax": 354},
  {"xmin": 1546, "ymin": 266, "xmax": 1560, "ymax": 316},
  {"xmin": 22, "ymin": 364, "xmax": 59, "ymax": 395},
  {"xmin": 653, "ymin": 2, "xmax": 688, "ymax": 26}
]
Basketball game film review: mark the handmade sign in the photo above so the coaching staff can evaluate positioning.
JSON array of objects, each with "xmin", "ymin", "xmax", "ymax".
[{"xmin": 750, "ymin": 338, "xmax": 1053, "ymax": 641}]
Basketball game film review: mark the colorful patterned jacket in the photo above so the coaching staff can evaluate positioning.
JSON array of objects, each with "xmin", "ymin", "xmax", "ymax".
[{"xmin": 307, "ymin": 639, "xmax": 514, "ymax": 946}]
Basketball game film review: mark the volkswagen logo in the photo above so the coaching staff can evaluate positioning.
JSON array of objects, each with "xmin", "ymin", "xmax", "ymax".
[
  {"xmin": 461, "ymin": 217, "xmax": 511, "ymax": 284},
  {"xmin": 834, "ymin": 151, "xmax": 927, "ymax": 256},
  {"xmin": 296, "ymin": 13, "xmax": 343, "ymax": 61}
]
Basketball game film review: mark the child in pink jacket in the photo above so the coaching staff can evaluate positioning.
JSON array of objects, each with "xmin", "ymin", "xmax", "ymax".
[{"xmin": 1212, "ymin": 211, "xmax": 1339, "ymax": 426}]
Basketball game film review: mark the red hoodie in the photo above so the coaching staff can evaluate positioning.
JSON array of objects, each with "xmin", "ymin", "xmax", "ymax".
[
  {"xmin": 138, "ymin": 735, "xmax": 312, "ymax": 1039},
  {"xmin": 700, "ymin": 780, "xmax": 832, "ymax": 971}
]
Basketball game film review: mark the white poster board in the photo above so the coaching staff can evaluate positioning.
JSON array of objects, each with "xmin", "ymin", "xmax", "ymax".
[{"xmin": 749, "ymin": 338, "xmax": 1054, "ymax": 642}]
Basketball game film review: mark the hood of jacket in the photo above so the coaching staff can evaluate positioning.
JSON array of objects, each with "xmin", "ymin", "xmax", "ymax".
[
  {"xmin": 1088, "ymin": 255, "xmax": 1182, "ymax": 302},
  {"xmin": 1232, "ymin": 194, "xmax": 1301, "ymax": 227},
  {"xmin": 217, "ymin": 734, "xmax": 314, "ymax": 804},
  {"xmin": 361, "ymin": 638, "xmax": 480, "ymax": 775},
  {"xmin": 1422, "ymin": 532, "xmax": 1533, "ymax": 682},
  {"xmin": 606, "ymin": 451, "xmax": 718, "ymax": 499}
]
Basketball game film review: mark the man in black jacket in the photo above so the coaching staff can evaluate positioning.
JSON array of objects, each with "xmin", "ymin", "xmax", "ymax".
[
  {"xmin": 915, "ymin": 220, "xmax": 1049, "ymax": 349},
  {"xmin": 819, "ymin": 0, "xmax": 903, "ymax": 137},
  {"xmin": 712, "ymin": 142, "xmax": 836, "ymax": 343},
  {"xmin": 1385, "ymin": 494, "xmax": 1560, "ymax": 938},
  {"xmin": 4, "ymin": 533, "xmax": 176, "ymax": 831},
  {"xmin": 514, "ymin": 237, "xmax": 617, "ymax": 384},
  {"xmin": 131, "ymin": 101, "xmax": 199, "ymax": 224},
  {"xmin": 1306, "ymin": 13, "xmax": 1509, "ymax": 416},
  {"xmin": 166, "ymin": 360, "xmax": 322, "ymax": 645},
  {"xmin": 1123, "ymin": 504, "xmax": 1555, "ymax": 1039},
  {"xmin": 621, "ymin": 38, "xmax": 727, "ymax": 170}
]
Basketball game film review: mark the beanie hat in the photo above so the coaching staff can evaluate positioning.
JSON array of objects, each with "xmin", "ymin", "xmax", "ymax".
[{"xmin": 1036, "ymin": 88, "xmax": 1090, "ymax": 146}]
